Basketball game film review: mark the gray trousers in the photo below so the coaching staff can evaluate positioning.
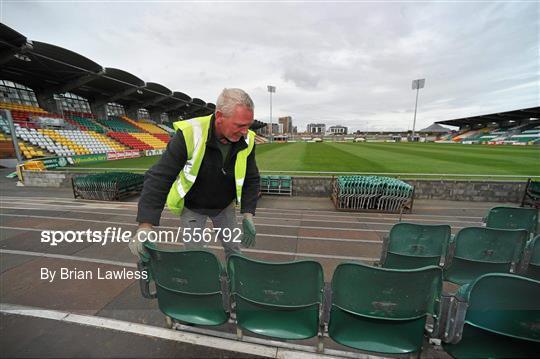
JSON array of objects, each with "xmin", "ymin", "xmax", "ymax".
[{"xmin": 180, "ymin": 202, "xmax": 242, "ymax": 259}]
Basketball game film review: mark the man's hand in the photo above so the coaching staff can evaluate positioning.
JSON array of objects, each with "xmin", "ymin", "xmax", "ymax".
[
  {"xmin": 241, "ymin": 213, "xmax": 256, "ymax": 248},
  {"xmin": 129, "ymin": 225, "xmax": 153, "ymax": 260}
]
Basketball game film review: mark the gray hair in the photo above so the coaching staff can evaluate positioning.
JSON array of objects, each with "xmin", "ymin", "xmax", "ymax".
[{"xmin": 216, "ymin": 88, "xmax": 254, "ymax": 116}]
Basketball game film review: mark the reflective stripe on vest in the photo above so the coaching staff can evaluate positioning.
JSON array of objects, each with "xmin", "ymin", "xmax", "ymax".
[{"xmin": 166, "ymin": 115, "xmax": 255, "ymax": 216}]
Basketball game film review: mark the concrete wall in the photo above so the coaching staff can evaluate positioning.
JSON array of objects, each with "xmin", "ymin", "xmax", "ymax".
[
  {"xmin": 22, "ymin": 170, "xmax": 74, "ymax": 188},
  {"xmin": 22, "ymin": 170, "xmax": 527, "ymax": 203},
  {"xmin": 290, "ymin": 176, "xmax": 526, "ymax": 203}
]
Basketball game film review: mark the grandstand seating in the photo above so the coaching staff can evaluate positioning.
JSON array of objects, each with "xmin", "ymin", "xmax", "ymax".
[
  {"xmin": 108, "ymin": 132, "xmax": 153, "ymax": 150},
  {"xmin": 65, "ymin": 111, "xmax": 106, "ymax": 134},
  {"xmin": 97, "ymin": 116, "xmax": 143, "ymax": 133},
  {"xmin": 122, "ymin": 116, "xmax": 169, "ymax": 134},
  {"xmin": 379, "ymin": 223, "xmax": 452, "ymax": 269},
  {"xmin": 130, "ymin": 133, "xmax": 168, "ymax": 149},
  {"xmin": 329, "ymin": 263, "xmax": 442, "ymax": 354},
  {"xmin": 443, "ymin": 273, "xmax": 540, "ymax": 358},
  {"xmin": 228, "ymin": 255, "xmax": 324, "ymax": 341},
  {"xmin": 444, "ymin": 227, "xmax": 528, "ymax": 285},
  {"xmin": 157, "ymin": 123, "xmax": 175, "ymax": 134}
]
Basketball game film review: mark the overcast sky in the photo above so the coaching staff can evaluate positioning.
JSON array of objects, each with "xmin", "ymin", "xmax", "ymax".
[{"xmin": 2, "ymin": 1, "xmax": 539, "ymax": 131}]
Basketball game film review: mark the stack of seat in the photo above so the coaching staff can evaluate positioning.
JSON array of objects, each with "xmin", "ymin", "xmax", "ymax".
[
  {"xmin": 332, "ymin": 175, "xmax": 414, "ymax": 213},
  {"xmin": 72, "ymin": 172, "xmax": 144, "ymax": 200}
]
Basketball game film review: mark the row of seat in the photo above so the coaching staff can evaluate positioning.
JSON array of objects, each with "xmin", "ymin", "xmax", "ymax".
[
  {"xmin": 139, "ymin": 249, "xmax": 540, "ymax": 357},
  {"xmin": 380, "ymin": 224, "xmax": 540, "ymax": 284},
  {"xmin": 260, "ymin": 175, "xmax": 292, "ymax": 195},
  {"xmin": 122, "ymin": 116, "xmax": 170, "ymax": 135}
]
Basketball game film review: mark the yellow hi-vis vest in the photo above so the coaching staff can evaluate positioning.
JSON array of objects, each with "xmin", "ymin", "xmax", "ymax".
[{"xmin": 165, "ymin": 114, "xmax": 256, "ymax": 216}]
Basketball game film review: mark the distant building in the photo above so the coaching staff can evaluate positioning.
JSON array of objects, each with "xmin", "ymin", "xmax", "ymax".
[
  {"xmin": 307, "ymin": 123, "xmax": 326, "ymax": 134},
  {"xmin": 328, "ymin": 125, "xmax": 348, "ymax": 135},
  {"xmin": 278, "ymin": 116, "xmax": 293, "ymax": 134}
]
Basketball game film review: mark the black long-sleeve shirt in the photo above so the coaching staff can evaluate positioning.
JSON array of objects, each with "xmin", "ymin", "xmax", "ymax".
[{"xmin": 136, "ymin": 116, "xmax": 260, "ymax": 226}]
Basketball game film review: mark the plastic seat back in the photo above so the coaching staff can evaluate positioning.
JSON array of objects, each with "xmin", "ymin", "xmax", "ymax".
[
  {"xmin": 444, "ymin": 227, "xmax": 528, "ymax": 285},
  {"xmin": 485, "ymin": 206, "xmax": 538, "ymax": 236},
  {"xmin": 227, "ymin": 254, "xmax": 324, "ymax": 340},
  {"xmin": 329, "ymin": 263, "xmax": 442, "ymax": 354},
  {"xmin": 444, "ymin": 274, "xmax": 540, "ymax": 358},
  {"xmin": 144, "ymin": 244, "xmax": 228, "ymax": 326},
  {"xmin": 383, "ymin": 223, "xmax": 451, "ymax": 269}
]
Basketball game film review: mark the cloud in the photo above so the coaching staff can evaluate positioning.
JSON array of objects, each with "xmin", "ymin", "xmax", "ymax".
[{"xmin": 2, "ymin": 1, "xmax": 538, "ymax": 132}]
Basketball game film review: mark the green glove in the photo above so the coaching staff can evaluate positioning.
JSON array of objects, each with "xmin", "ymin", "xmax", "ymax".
[{"xmin": 242, "ymin": 213, "xmax": 256, "ymax": 248}]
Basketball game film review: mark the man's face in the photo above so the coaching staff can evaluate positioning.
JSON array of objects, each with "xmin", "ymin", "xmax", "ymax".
[{"xmin": 215, "ymin": 105, "xmax": 254, "ymax": 143}]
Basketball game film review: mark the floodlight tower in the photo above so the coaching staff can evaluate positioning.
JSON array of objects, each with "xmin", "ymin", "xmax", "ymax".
[
  {"xmin": 267, "ymin": 85, "xmax": 276, "ymax": 143},
  {"xmin": 411, "ymin": 78, "xmax": 425, "ymax": 141}
]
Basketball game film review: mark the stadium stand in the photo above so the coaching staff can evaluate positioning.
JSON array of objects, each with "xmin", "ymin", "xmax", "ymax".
[
  {"xmin": 97, "ymin": 116, "xmax": 144, "ymax": 133},
  {"xmin": 122, "ymin": 115, "xmax": 169, "ymax": 135}
]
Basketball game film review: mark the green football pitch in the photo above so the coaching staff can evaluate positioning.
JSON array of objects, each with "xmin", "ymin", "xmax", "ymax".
[{"xmin": 72, "ymin": 142, "xmax": 540, "ymax": 178}]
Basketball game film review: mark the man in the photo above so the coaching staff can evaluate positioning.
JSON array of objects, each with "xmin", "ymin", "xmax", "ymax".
[{"xmin": 129, "ymin": 88, "xmax": 260, "ymax": 259}]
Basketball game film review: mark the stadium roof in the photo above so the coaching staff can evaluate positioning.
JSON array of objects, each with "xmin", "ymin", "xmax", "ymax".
[
  {"xmin": 436, "ymin": 107, "xmax": 540, "ymax": 127},
  {"xmin": 419, "ymin": 123, "xmax": 452, "ymax": 133},
  {"xmin": 0, "ymin": 23, "xmax": 213, "ymax": 117}
]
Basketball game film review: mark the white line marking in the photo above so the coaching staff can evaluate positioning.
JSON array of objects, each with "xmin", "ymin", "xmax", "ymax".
[
  {"xmin": 0, "ymin": 196, "xmax": 487, "ymax": 219},
  {"xmin": 0, "ymin": 304, "xmax": 276, "ymax": 358},
  {"xmin": 0, "ymin": 303, "xmax": 374, "ymax": 358}
]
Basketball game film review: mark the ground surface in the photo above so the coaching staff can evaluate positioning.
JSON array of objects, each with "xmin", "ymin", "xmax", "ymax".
[
  {"xmin": 71, "ymin": 142, "xmax": 540, "ymax": 178},
  {"xmin": 0, "ymin": 168, "xmax": 521, "ymax": 358}
]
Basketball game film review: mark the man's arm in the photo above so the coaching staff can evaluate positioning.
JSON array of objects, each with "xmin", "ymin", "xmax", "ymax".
[
  {"xmin": 240, "ymin": 143, "xmax": 260, "ymax": 215},
  {"xmin": 136, "ymin": 130, "xmax": 187, "ymax": 226}
]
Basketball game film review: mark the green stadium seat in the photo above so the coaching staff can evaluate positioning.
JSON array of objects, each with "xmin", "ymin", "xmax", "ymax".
[
  {"xmin": 143, "ymin": 245, "xmax": 229, "ymax": 326},
  {"xmin": 521, "ymin": 178, "xmax": 540, "ymax": 208},
  {"xmin": 484, "ymin": 206, "xmax": 539, "ymax": 237},
  {"xmin": 380, "ymin": 223, "xmax": 452, "ymax": 269},
  {"xmin": 328, "ymin": 263, "xmax": 442, "ymax": 355},
  {"xmin": 444, "ymin": 227, "xmax": 528, "ymax": 285},
  {"xmin": 443, "ymin": 273, "xmax": 540, "ymax": 358},
  {"xmin": 260, "ymin": 176, "xmax": 269, "ymax": 192},
  {"xmin": 259, "ymin": 175, "xmax": 292, "ymax": 195},
  {"xmin": 522, "ymin": 234, "xmax": 540, "ymax": 280},
  {"xmin": 227, "ymin": 254, "xmax": 324, "ymax": 341}
]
